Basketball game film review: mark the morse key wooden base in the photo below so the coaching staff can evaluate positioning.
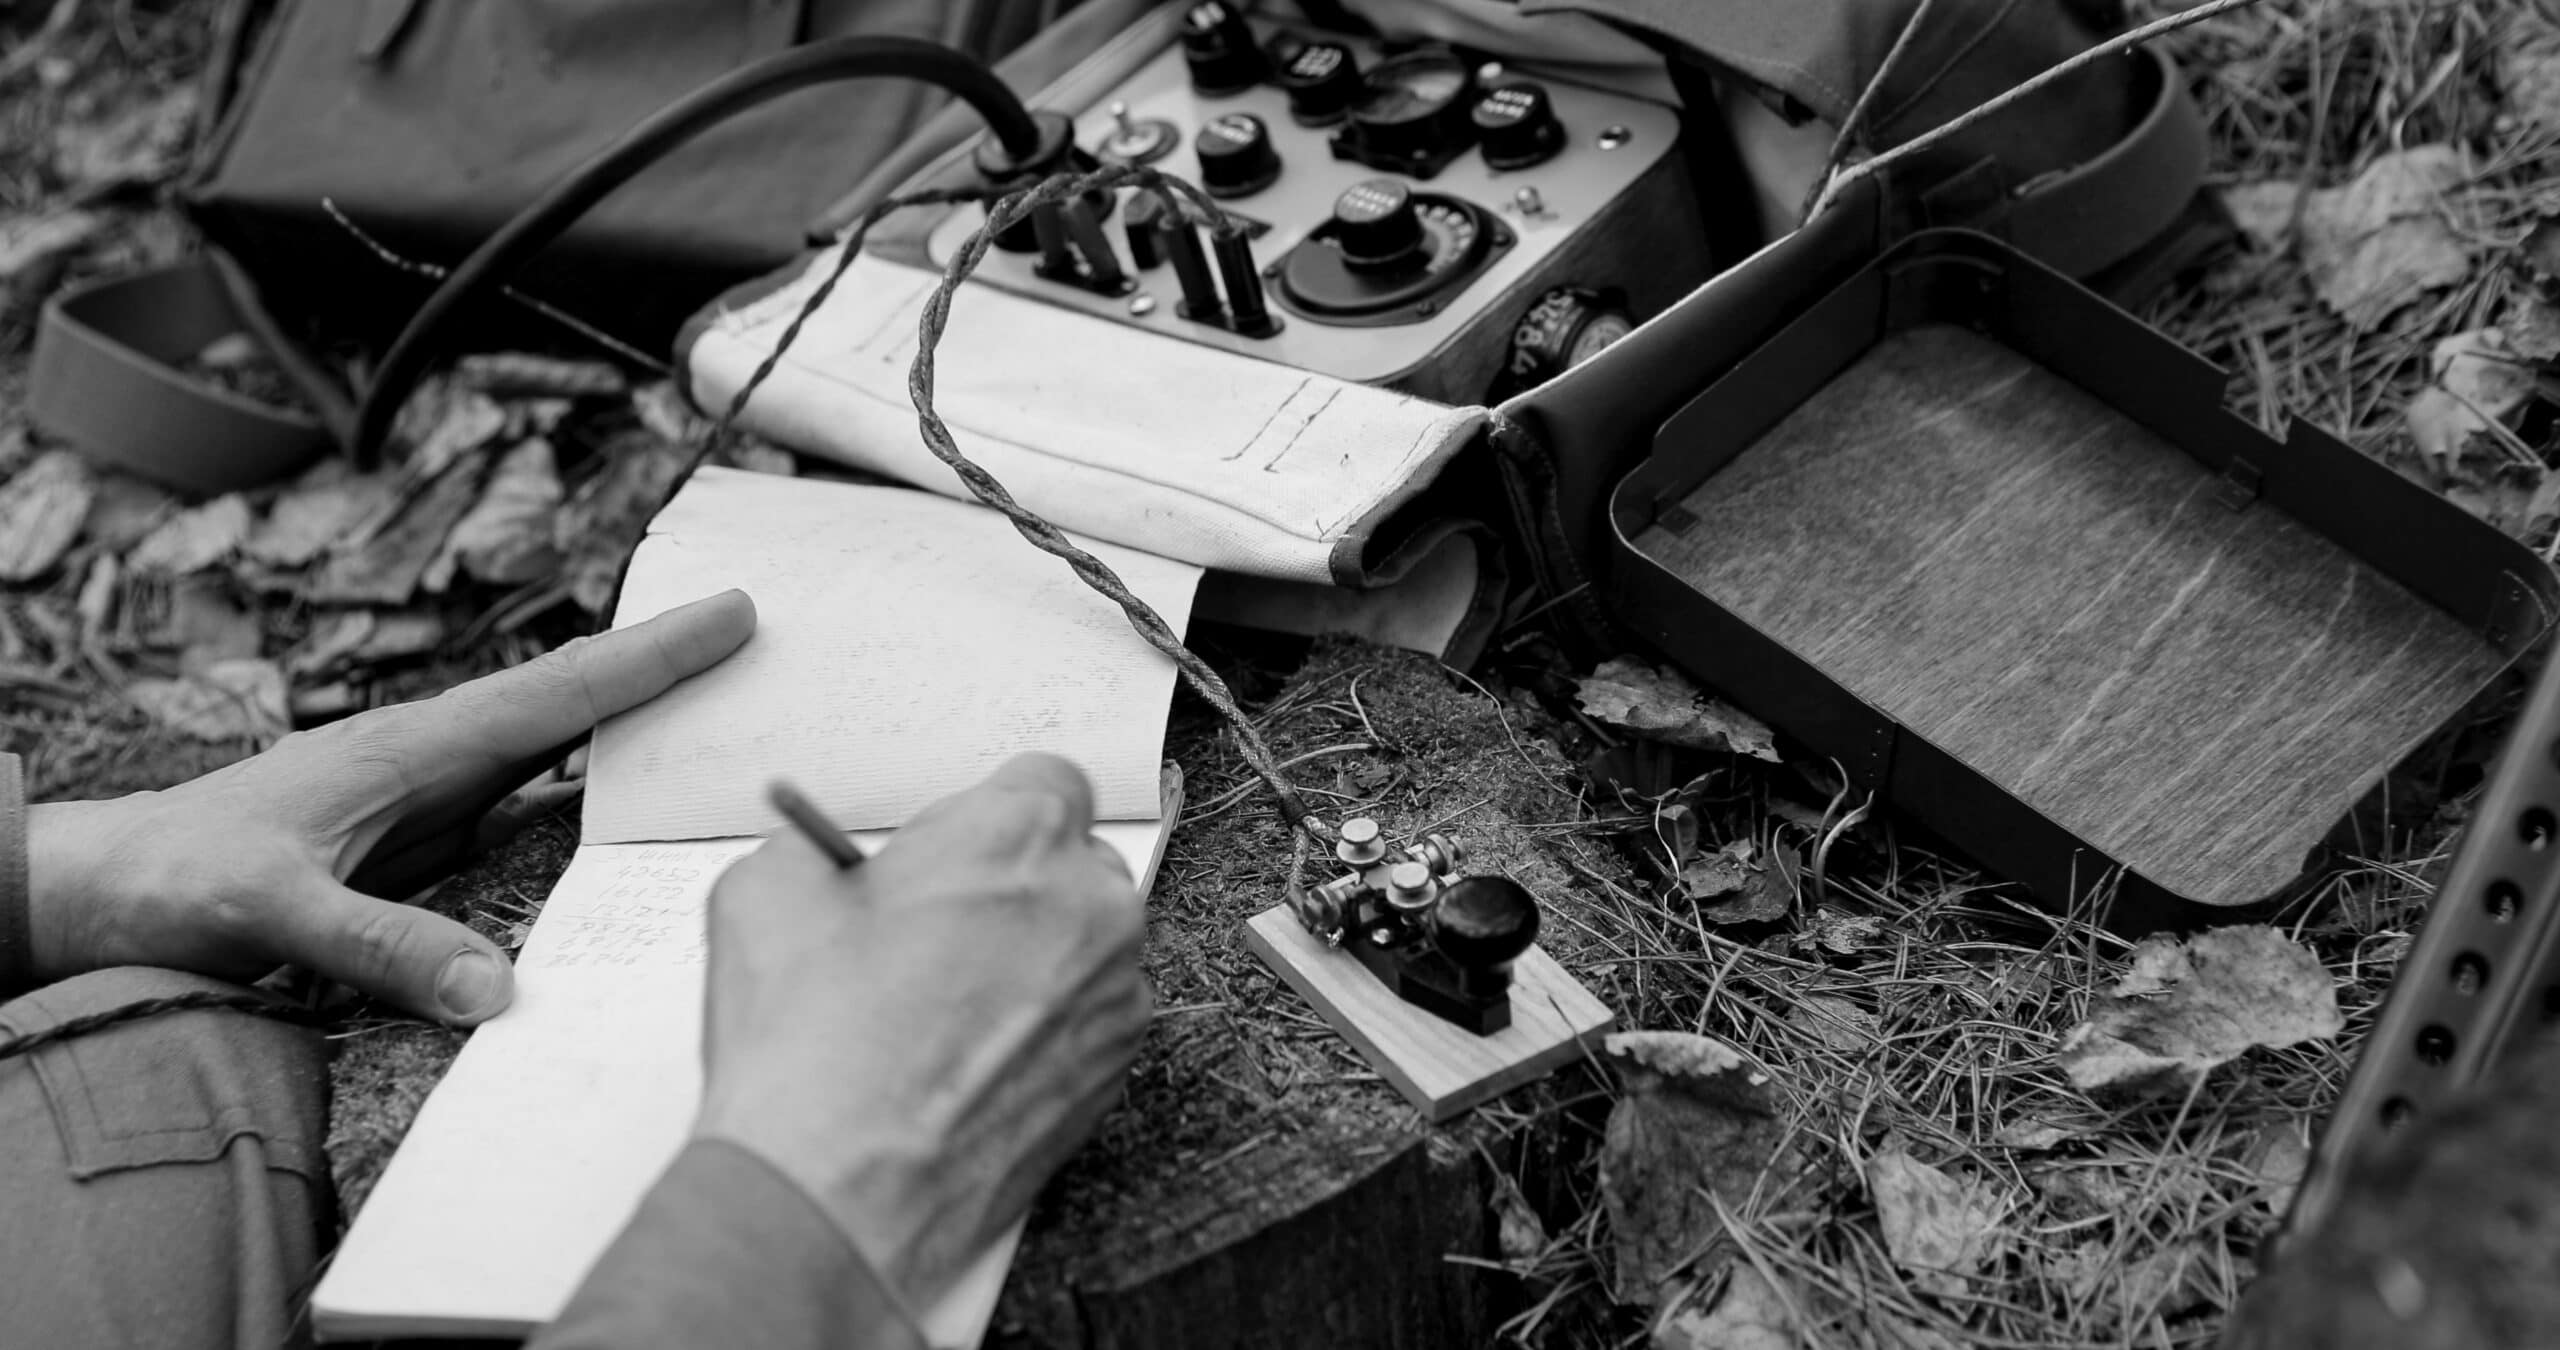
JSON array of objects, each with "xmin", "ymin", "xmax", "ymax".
[{"xmin": 1245, "ymin": 816, "xmax": 1615, "ymax": 1121}]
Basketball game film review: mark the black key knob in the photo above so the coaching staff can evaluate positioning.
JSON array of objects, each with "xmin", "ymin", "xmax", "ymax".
[
  {"xmin": 1180, "ymin": 0, "xmax": 1268, "ymax": 97},
  {"xmin": 1329, "ymin": 179, "xmax": 1426, "ymax": 273},
  {"xmin": 1429, "ymin": 875, "xmax": 1540, "ymax": 997},
  {"xmin": 1473, "ymin": 81, "xmax": 1565, "ymax": 170},
  {"xmin": 1278, "ymin": 41, "xmax": 1362, "ymax": 126},
  {"xmin": 1195, "ymin": 112, "xmax": 1282, "ymax": 199}
]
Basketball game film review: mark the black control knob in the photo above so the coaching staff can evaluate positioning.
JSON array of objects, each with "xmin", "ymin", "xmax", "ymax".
[
  {"xmin": 1195, "ymin": 112, "xmax": 1281, "ymax": 198},
  {"xmin": 1278, "ymin": 41, "xmax": 1362, "ymax": 126},
  {"xmin": 1330, "ymin": 179, "xmax": 1425, "ymax": 272},
  {"xmin": 1473, "ymin": 81, "xmax": 1566, "ymax": 170},
  {"xmin": 1180, "ymin": 0, "xmax": 1268, "ymax": 97},
  {"xmin": 1429, "ymin": 875, "xmax": 1540, "ymax": 983}
]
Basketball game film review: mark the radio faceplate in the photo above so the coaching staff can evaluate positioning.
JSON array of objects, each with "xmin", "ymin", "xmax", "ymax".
[{"xmin": 872, "ymin": 4, "xmax": 1694, "ymax": 401}]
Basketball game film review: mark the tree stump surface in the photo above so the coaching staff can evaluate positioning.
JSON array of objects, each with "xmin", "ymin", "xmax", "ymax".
[{"xmin": 326, "ymin": 639, "xmax": 1636, "ymax": 1348}]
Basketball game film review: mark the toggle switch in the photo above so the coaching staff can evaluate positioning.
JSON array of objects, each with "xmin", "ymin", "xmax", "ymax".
[{"xmin": 1096, "ymin": 99, "xmax": 1178, "ymax": 166}]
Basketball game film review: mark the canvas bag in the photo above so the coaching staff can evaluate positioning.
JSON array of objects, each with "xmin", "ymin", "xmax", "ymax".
[
  {"xmin": 29, "ymin": 0, "xmax": 1122, "ymax": 493},
  {"xmin": 186, "ymin": 0, "xmax": 1068, "ymax": 354}
]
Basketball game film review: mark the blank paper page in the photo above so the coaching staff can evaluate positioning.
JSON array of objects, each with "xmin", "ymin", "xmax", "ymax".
[{"xmin": 582, "ymin": 468, "xmax": 1203, "ymax": 842}]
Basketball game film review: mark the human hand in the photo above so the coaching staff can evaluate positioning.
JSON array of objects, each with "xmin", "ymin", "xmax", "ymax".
[
  {"xmin": 692, "ymin": 753, "xmax": 1149, "ymax": 1312},
  {"xmin": 23, "ymin": 590, "xmax": 757, "ymax": 1024}
]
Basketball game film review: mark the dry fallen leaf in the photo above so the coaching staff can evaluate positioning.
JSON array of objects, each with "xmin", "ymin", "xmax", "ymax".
[
  {"xmin": 1681, "ymin": 838, "xmax": 1798, "ymax": 924},
  {"xmin": 75, "ymin": 554, "xmax": 117, "ymax": 640},
  {"xmin": 453, "ymin": 352, "xmax": 627, "ymax": 400},
  {"xmin": 392, "ymin": 380, "xmax": 510, "ymax": 478},
  {"xmin": 2056, "ymin": 925, "xmax": 2343, "ymax": 1097},
  {"xmin": 556, "ymin": 430, "xmax": 690, "ymax": 614},
  {"xmin": 290, "ymin": 681, "xmax": 363, "ymax": 723},
  {"xmin": 0, "ymin": 450, "xmax": 97, "ymax": 582},
  {"xmin": 2299, "ymin": 145, "xmax": 2472, "ymax": 330},
  {"xmin": 288, "ymin": 611, "xmax": 375, "ymax": 680},
  {"xmin": 442, "ymin": 438, "xmax": 565, "ymax": 586},
  {"xmin": 0, "ymin": 208, "xmax": 103, "ymax": 286},
  {"xmin": 246, "ymin": 459, "xmax": 409, "ymax": 567},
  {"xmin": 1579, "ymin": 657, "xmax": 1780, "ymax": 760},
  {"xmin": 53, "ymin": 86, "xmax": 198, "ymax": 188},
  {"xmin": 2247, "ymin": 1122, "xmax": 2312, "ymax": 1215},
  {"xmin": 307, "ymin": 457, "xmax": 490, "ymax": 605},
  {"xmin": 1867, "ymin": 1138, "xmax": 2009, "ymax": 1298},
  {"xmin": 2221, "ymin": 180, "xmax": 2300, "ymax": 251},
  {"xmin": 2500, "ymin": 13, "xmax": 2560, "ymax": 131},
  {"xmin": 2404, "ymin": 328, "xmax": 2536, "ymax": 468},
  {"xmin": 632, "ymin": 380, "xmax": 711, "ymax": 447},
  {"xmin": 1655, "ymin": 1264, "xmax": 1796, "ymax": 1350},
  {"xmin": 162, "ymin": 577, "xmax": 262, "ymax": 672},
  {"xmin": 1788, "ymin": 994, "xmax": 1879, "ymax": 1054},
  {"xmin": 353, "ymin": 611, "xmax": 447, "ymax": 664},
  {"xmin": 1600, "ymin": 1031, "xmax": 1788, "ymax": 1304},
  {"xmin": 127, "ymin": 494, "xmax": 252, "ymax": 574},
  {"xmin": 79, "ymin": 470, "xmax": 175, "ymax": 552},
  {"xmin": 2507, "ymin": 289, "xmax": 2560, "ymax": 363},
  {"xmin": 2049, "ymin": 1238, "xmax": 2217, "ymax": 1331},
  {"xmin": 1487, "ymin": 1167, "xmax": 1548, "ymax": 1265},
  {"xmin": 126, "ymin": 658, "xmax": 288, "ymax": 746},
  {"xmin": 1990, "ymin": 1118, "xmax": 2076, "ymax": 1151},
  {"xmin": 1799, "ymin": 905, "xmax": 1884, "ymax": 955}
]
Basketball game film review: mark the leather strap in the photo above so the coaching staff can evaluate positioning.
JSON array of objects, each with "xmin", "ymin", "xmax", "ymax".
[
  {"xmin": 1922, "ymin": 47, "xmax": 2208, "ymax": 280},
  {"xmin": 28, "ymin": 260, "xmax": 334, "ymax": 496}
]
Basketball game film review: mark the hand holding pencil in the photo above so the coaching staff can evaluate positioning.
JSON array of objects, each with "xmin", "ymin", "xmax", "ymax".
[{"xmin": 696, "ymin": 754, "xmax": 1147, "ymax": 1313}]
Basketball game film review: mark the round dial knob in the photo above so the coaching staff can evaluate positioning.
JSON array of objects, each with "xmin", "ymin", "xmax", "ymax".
[
  {"xmin": 1180, "ymin": 0, "xmax": 1268, "ymax": 97},
  {"xmin": 1278, "ymin": 41, "xmax": 1362, "ymax": 126},
  {"xmin": 1195, "ymin": 111, "xmax": 1281, "ymax": 198},
  {"xmin": 1473, "ymin": 81, "xmax": 1565, "ymax": 170},
  {"xmin": 1344, "ymin": 50, "xmax": 1477, "ymax": 169},
  {"xmin": 1491, "ymin": 287, "xmax": 1632, "ymax": 399},
  {"xmin": 1330, "ymin": 179, "xmax": 1426, "ymax": 272},
  {"xmin": 1429, "ymin": 875, "xmax": 1540, "ymax": 972}
]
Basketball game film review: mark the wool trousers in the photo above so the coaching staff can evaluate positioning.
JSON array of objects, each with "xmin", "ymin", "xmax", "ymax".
[{"xmin": 0, "ymin": 967, "xmax": 328, "ymax": 1350}]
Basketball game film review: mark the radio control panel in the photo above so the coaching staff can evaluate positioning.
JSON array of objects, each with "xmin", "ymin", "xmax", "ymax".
[{"xmin": 870, "ymin": 2, "xmax": 1701, "ymax": 403}]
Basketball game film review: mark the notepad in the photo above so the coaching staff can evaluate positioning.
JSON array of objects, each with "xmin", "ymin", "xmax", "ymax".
[{"xmin": 312, "ymin": 469, "xmax": 1202, "ymax": 1344}]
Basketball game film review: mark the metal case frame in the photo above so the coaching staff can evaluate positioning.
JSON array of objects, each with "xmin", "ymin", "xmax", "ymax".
[{"xmin": 1604, "ymin": 229, "xmax": 2560, "ymax": 929}]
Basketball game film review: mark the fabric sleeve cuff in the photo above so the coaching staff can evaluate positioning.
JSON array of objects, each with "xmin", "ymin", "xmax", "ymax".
[{"xmin": 529, "ymin": 1136, "xmax": 932, "ymax": 1350}]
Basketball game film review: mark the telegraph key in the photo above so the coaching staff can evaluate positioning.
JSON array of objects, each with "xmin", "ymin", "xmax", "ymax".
[
  {"xmin": 1290, "ymin": 817, "xmax": 1541, "ymax": 1035},
  {"xmin": 864, "ymin": 0, "xmax": 1707, "ymax": 404}
]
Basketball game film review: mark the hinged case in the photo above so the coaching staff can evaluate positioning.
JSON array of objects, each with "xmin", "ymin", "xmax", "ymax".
[{"xmin": 1601, "ymin": 229, "xmax": 2559, "ymax": 926}]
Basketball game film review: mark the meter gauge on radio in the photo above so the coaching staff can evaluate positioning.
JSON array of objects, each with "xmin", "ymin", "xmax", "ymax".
[
  {"xmin": 1274, "ymin": 178, "xmax": 1513, "ymax": 328},
  {"xmin": 1329, "ymin": 47, "xmax": 1478, "ymax": 179}
]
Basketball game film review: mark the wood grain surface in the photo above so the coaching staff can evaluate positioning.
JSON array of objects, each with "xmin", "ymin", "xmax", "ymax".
[
  {"xmin": 1637, "ymin": 323, "xmax": 2502, "ymax": 905},
  {"xmin": 1245, "ymin": 907, "xmax": 1616, "ymax": 1121}
]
